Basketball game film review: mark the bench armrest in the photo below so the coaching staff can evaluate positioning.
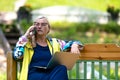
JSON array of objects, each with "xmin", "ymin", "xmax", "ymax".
[{"xmin": 7, "ymin": 51, "xmax": 17, "ymax": 80}]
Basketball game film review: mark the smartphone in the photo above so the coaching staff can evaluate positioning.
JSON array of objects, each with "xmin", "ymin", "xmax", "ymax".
[
  {"xmin": 30, "ymin": 27, "xmax": 37, "ymax": 35},
  {"xmin": 32, "ymin": 27, "xmax": 37, "ymax": 35},
  {"xmin": 31, "ymin": 27, "xmax": 37, "ymax": 47}
]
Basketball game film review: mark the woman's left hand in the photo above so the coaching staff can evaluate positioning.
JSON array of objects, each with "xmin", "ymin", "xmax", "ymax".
[{"xmin": 70, "ymin": 44, "xmax": 80, "ymax": 54}]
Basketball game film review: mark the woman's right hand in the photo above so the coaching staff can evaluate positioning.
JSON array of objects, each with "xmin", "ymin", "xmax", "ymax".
[{"xmin": 24, "ymin": 26, "xmax": 35, "ymax": 39}]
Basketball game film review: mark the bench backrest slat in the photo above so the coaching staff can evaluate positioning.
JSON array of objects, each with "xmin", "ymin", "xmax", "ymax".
[{"xmin": 80, "ymin": 44, "xmax": 120, "ymax": 60}]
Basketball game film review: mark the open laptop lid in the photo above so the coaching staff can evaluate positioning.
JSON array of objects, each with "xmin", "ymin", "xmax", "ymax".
[
  {"xmin": 34, "ymin": 52, "xmax": 80, "ymax": 70},
  {"xmin": 53, "ymin": 52, "xmax": 80, "ymax": 70},
  {"xmin": 33, "ymin": 54, "xmax": 60, "ymax": 69}
]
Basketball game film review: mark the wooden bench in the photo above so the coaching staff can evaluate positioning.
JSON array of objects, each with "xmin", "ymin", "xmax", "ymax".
[{"xmin": 7, "ymin": 43, "xmax": 120, "ymax": 80}]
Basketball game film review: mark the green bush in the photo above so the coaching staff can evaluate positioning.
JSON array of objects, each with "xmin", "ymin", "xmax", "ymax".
[
  {"xmin": 51, "ymin": 21, "xmax": 120, "ymax": 35},
  {"xmin": 19, "ymin": 19, "xmax": 33, "ymax": 32},
  {"xmin": 1, "ymin": 19, "xmax": 119, "ymax": 43},
  {"xmin": 19, "ymin": 19, "xmax": 120, "ymax": 35},
  {"xmin": 101, "ymin": 21, "xmax": 120, "ymax": 34},
  {"xmin": 0, "ymin": 23, "xmax": 18, "ymax": 33}
]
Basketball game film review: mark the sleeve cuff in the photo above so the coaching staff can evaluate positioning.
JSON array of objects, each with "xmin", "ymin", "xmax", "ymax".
[{"xmin": 16, "ymin": 35, "xmax": 28, "ymax": 47}]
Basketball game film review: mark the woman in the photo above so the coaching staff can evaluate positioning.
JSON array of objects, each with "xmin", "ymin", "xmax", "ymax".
[{"xmin": 13, "ymin": 16, "xmax": 83, "ymax": 80}]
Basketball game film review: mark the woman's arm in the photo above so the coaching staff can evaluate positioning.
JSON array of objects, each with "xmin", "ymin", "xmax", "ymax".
[
  {"xmin": 13, "ymin": 36, "xmax": 28, "ymax": 61},
  {"xmin": 57, "ymin": 39, "xmax": 83, "ymax": 53},
  {"xmin": 13, "ymin": 26, "xmax": 35, "ymax": 61}
]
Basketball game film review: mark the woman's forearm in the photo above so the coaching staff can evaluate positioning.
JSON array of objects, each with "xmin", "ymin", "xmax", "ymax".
[{"xmin": 13, "ymin": 35, "xmax": 28, "ymax": 60}]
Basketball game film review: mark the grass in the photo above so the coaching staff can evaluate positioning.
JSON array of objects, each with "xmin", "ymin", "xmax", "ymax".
[
  {"xmin": 0, "ymin": 72, "xmax": 6, "ymax": 80},
  {"xmin": 26, "ymin": 0, "xmax": 120, "ymax": 12},
  {"xmin": 0, "ymin": 0, "xmax": 120, "ymax": 12},
  {"xmin": 0, "ymin": 0, "xmax": 15, "ymax": 12}
]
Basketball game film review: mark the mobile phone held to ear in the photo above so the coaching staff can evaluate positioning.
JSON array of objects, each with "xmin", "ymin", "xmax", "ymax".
[
  {"xmin": 32, "ymin": 27, "xmax": 37, "ymax": 35},
  {"xmin": 30, "ymin": 27, "xmax": 37, "ymax": 35},
  {"xmin": 31, "ymin": 27, "xmax": 37, "ymax": 47}
]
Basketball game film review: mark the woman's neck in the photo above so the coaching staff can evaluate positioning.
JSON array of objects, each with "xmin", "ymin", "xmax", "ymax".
[{"xmin": 36, "ymin": 36, "xmax": 47, "ymax": 46}]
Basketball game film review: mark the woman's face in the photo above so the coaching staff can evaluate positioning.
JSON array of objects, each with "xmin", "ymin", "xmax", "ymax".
[{"xmin": 33, "ymin": 18, "xmax": 50, "ymax": 36}]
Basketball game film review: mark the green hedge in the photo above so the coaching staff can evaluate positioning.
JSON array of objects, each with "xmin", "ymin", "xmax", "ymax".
[
  {"xmin": 13, "ymin": 20, "xmax": 120, "ymax": 35},
  {"xmin": 1, "ymin": 20, "xmax": 120, "ymax": 44},
  {"xmin": 51, "ymin": 21, "xmax": 120, "ymax": 34}
]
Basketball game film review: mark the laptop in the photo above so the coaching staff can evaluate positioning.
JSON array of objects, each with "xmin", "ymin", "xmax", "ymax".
[{"xmin": 34, "ymin": 52, "xmax": 80, "ymax": 70}]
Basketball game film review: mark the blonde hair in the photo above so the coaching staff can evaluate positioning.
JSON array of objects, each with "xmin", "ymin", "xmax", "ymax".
[{"xmin": 35, "ymin": 16, "xmax": 50, "ymax": 28}]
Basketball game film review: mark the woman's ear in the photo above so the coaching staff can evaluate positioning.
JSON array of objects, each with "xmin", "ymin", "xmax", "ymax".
[
  {"xmin": 47, "ymin": 23, "xmax": 50, "ymax": 33},
  {"xmin": 47, "ymin": 29, "xmax": 50, "ymax": 33}
]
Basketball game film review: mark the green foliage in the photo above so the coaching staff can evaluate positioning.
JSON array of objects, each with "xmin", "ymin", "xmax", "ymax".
[
  {"xmin": 101, "ymin": 21, "xmax": 120, "ymax": 34},
  {"xmin": 0, "ymin": 0, "xmax": 15, "ymax": 11},
  {"xmin": 14, "ymin": 19, "xmax": 118, "ymax": 44},
  {"xmin": 0, "ymin": 0, "xmax": 120, "ymax": 13},
  {"xmin": 26, "ymin": 0, "xmax": 120, "ymax": 12},
  {"xmin": 0, "ymin": 23, "xmax": 18, "ymax": 33},
  {"xmin": 19, "ymin": 4, "xmax": 32, "ymax": 12},
  {"xmin": 49, "ymin": 21, "xmax": 120, "ymax": 44},
  {"xmin": 0, "ymin": 72, "xmax": 6, "ymax": 80},
  {"xmin": 51, "ymin": 21, "xmax": 120, "ymax": 34},
  {"xmin": 94, "ymin": 64, "xmax": 120, "ymax": 80},
  {"xmin": 104, "ymin": 67, "xmax": 120, "ymax": 79},
  {"xmin": 107, "ymin": 5, "xmax": 120, "ymax": 21},
  {"xmin": 19, "ymin": 19, "xmax": 33, "ymax": 32},
  {"xmin": 1, "ymin": 0, "xmax": 120, "ymax": 12}
]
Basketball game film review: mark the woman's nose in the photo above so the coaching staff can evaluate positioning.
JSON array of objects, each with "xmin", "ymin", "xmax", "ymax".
[{"xmin": 37, "ymin": 25, "xmax": 42, "ymax": 28}]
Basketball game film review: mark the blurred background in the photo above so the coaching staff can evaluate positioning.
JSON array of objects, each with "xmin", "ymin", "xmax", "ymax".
[{"xmin": 0, "ymin": 0, "xmax": 120, "ymax": 79}]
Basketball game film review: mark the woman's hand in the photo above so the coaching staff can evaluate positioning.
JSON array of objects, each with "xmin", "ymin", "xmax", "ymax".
[
  {"xmin": 24, "ymin": 26, "xmax": 35, "ymax": 39},
  {"xmin": 70, "ymin": 44, "xmax": 80, "ymax": 54}
]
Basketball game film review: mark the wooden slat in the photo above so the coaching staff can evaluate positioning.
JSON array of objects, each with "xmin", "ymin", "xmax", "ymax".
[
  {"xmin": 7, "ymin": 51, "xmax": 17, "ymax": 80},
  {"xmin": 80, "ymin": 44, "xmax": 120, "ymax": 60},
  {"xmin": 82, "ymin": 44, "xmax": 120, "ymax": 52}
]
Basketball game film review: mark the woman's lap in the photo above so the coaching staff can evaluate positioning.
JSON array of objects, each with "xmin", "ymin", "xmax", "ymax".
[{"xmin": 28, "ymin": 65, "xmax": 68, "ymax": 80}]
